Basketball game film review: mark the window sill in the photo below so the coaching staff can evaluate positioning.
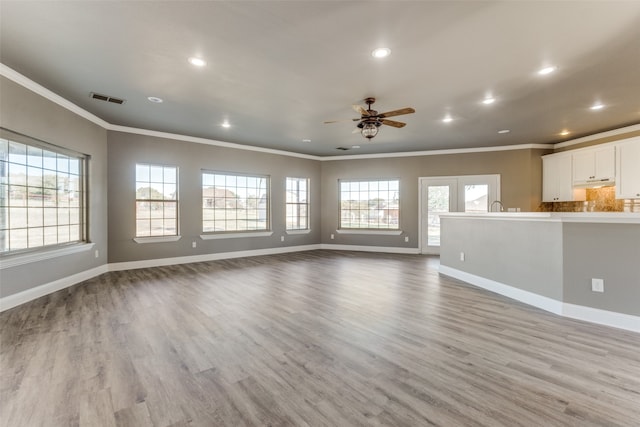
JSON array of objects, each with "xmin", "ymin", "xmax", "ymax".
[
  {"xmin": 200, "ymin": 231, "xmax": 274, "ymax": 240},
  {"xmin": 0, "ymin": 242, "xmax": 96, "ymax": 270},
  {"xmin": 133, "ymin": 236, "xmax": 182, "ymax": 244},
  {"xmin": 285, "ymin": 229, "xmax": 311, "ymax": 235},
  {"xmin": 336, "ymin": 229, "xmax": 403, "ymax": 235}
]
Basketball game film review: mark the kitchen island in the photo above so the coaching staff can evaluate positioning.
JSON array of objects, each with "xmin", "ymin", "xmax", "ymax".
[{"xmin": 438, "ymin": 212, "xmax": 640, "ymax": 332}]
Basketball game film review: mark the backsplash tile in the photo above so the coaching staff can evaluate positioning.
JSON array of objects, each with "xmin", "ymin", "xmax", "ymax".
[{"xmin": 538, "ymin": 187, "xmax": 638, "ymax": 212}]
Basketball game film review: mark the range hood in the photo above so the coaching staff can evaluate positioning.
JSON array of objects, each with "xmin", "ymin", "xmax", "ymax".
[{"xmin": 573, "ymin": 178, "xmax": 615, "ymax": 188}]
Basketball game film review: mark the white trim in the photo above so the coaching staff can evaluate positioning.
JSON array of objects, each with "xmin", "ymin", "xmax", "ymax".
[
  {"xmin": 0, "ymin": 63, "xmax": 110, "ymax": 128},
  {"xmin": 133, "ymin": 236, "xmax": 182, "ymax": 244},
  {"xmin": 285, "ymin": 229, "xmax": 311, "ymax": 235},
  {"xmin": 562, "ymin": 303, "xmax": 640, "ymax": 333},
  {"xmin": 108, "ymin": 244, "xmax": 321, "ymax": 271},
  {"xmin": 319, "ymin": 244, "xmax": 420, "ymax": 254},
  {"xmin": 108, "ymin": 125, "xmax": 319, "ymax": 160},
  {"xmin": 336, "ymin": 229, "xmax": 402, "ymax": 235},
  {"xmin": 438, "ymin": 265, "xmax": 640, "ymax": 333},
  {"xmin": 553, "ymin": 124, "xmax": 640, "ymax": 149},
  {"xmin": 200, "ymin": 231, "xmax": 274, "ymax": 240},
  {"xmin": 0, "ymin": 264, "xmax": 108, "ymax": 312},
  {"xmin": 3, "ymin": 62, "xmax": 638, "ymax": 160},
  {"xmin": 438, "ymin": 265, "xmax": 563, "ymax": 315},
  {"xmin": 320, "ymin": 144, "xmax": 550, "ymax": 161},
  {"xmin": 0, "ymin": 243, "xmax": 95, "ymax": 270}
]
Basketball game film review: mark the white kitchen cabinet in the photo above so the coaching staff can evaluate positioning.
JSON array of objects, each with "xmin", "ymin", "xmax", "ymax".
[
  {"xmin": 615, "ymin": 137, "xmax": 640, "ymax": 199},
  {"xmin": 542, "ymin": 153, "xmax": 586, "ymax": 202},
  {"xmin": 572, "ymin": 145, "xmax": 615, "ymax": 185}
]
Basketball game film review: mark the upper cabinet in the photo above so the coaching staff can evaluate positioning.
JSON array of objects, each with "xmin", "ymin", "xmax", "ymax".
[
  {"xmin": 572, "ymin": 145, "xmax": 615, "ymax": 186},
  {"xmin": 542, "ymin": 153, "xmax": 586, "ymax": 202},
  {"xmin": 615, "ymin": 137, "xmax": 640, "ymax": 199}
]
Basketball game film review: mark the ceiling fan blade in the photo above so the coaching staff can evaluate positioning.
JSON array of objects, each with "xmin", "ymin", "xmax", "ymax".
[
  {"xmin": 378, "ymin": 107, "xmax": 415, "ymax": 118},
  {"xmin": 324, "ymin": 118, "xmax": 360, "ymax": 124},
  {"xmin": 352, "ymin": 104, "xmax": 370, "ymax": 116},
  {"xmin": 381, "ymin": 119, "xmax": 406, "ymax": 128},
  {"xmin": 352, "ymin": 127, "xmax": 362, "ymax": 134}
]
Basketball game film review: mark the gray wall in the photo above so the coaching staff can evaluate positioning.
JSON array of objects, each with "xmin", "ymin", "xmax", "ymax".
[
  {"xmin": 440, "ymin": 217, "xmax": 564, "ymax": 300},
  {"xmin": 0, "ymin": 76, "xmax": 108, "ymax": 297},
  {"xmin": 320, "ymin": 149, "xmax": 549, "ymax": 247},
  {"xmin": 107, "ymin": 131, "xmax": 321, "ymax": 263},
  {"xmin": 562, "ymin": 223, "xmax": 640, "ymax": 316}
]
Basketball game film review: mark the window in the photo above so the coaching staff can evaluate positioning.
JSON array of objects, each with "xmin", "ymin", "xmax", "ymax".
[
  {"xmin": 286, "ymin": 177, "xmax": 309, "ymax": 231},
  {"xmin": 135, "ymin": 164, "xmax": 178, "ymax": 237},
  {"xmin": 1, "ymin": 129, "xmax": 87, "ymax": 253},
  {"xmin": 202, "ymin": 172, "xmax": 269, "ymax": 233},
  {"xmin": 339, "ymin": 179, "xmax": 400, "ymax": 229}
]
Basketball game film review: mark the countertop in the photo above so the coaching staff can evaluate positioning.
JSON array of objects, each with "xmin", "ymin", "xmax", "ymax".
[{"xmin": 439, "ymin": 212, "xmax": 640, "ymax": 224}]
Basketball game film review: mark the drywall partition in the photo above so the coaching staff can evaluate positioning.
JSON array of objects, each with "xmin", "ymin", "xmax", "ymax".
[
  {"xmin": 107, "ymin": 131, "xmax": 321, "ymax": 263},
  {"xmin": 320, "ymin": 148, "xmax": 549, "ymax": 248},
  {"xmin": 0, "ymin": 76, "xmax": 109, "ymax": 297}
]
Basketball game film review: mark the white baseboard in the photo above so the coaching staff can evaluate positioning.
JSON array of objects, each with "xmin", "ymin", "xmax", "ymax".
[
  {"xmin": 439, "ymin": 265, "xmax": 640, "ymax": 333},
  {"xmin": 438, "ymin": 265, "xmax": 563, "ymax": 315},
  {"xmin": 319, "ymin": 244, "xmax": 421, "ymax": 254},
  {"xmin": 108, "ymin": 244, "xmax": 322, "ymax": 272},
  {"xmin": 562, "ymin": 303, "xmax": 640, "ymax": 333},
  {"xmin": 0, "ymin": 265, "xmax": 109, "ymax": 312}
]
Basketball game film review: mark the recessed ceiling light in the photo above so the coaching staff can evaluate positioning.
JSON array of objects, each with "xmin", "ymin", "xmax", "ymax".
[
  {"xmin": 560, "ymin": 130, "xmax": 570, "ymax": 136},
  {"xmin": 371, "ymin": 47, "xmax": 391, "ymax": 58},
  {"xmin": 351, "ymin": 145, "xmax": 361, "ymax": 149},
  {"xmin": 302, "ymin": 139, "xmax": 311, "ymax": 143},
  {"xmin": 498, "ymin": 129, "xmax": 510, "ymax": 134},
  {"xmin": 442, "ymin": 115, "xmax": 453, "ymax": 123},
  {"xmin": 188, "ymin": 57, "xmax": 207, "ymax": 67},
  {"xmin": 147, "ymin": 96, "xmax": 163, "ymax": 103},
  {"xmin": 538, "ymin": 65, "xmax": 557, "ymax": 75},
  {"xmin": 590, "ymin": 103, "xmax": 605, "ymax": 110},
  {"xmin": 482, "ymin": 97, "xmax": 496, "ymax": 105},
  {"xmin": 221, "ymin": 121, "xmax": 231, "ymax": 128}
]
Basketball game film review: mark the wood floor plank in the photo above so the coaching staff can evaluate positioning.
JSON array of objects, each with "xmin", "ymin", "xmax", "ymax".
[{"xmin": 2, "ymin": 250, "xmax": 640, "ymax": 426}]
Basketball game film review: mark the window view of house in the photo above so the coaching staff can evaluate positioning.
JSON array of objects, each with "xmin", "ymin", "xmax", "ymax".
[
  {"xmin": 286, "ymin": 177, "xmax": 309, "ymax": 230},
  {"xmin": 0, "ymin": 133, "xmax": 86, "ymax": 252},
  {"xmin": 339, "ymin": 179, "xmax": 400, "ymax": 229},
  {"xmin": 202, "ymin": 172, "xmax": 269, "ymax": 232},
  {"xmin": 135, "ymin": 163, "xmax": 178, "ymax": 237}
]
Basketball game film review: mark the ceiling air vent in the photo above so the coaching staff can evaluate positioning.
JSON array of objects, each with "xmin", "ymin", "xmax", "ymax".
[
  {"xmin": 336, "ymin": 147, "xmax": 350, "ymax": 151},
  {"xmin": 90, "ymin": 92, "xmax": 125, "ymax": 105}
]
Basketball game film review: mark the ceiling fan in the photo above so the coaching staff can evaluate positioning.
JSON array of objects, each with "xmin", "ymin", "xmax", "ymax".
[{"xmin": 324, "ymin": 97, "xmax": 415, "ymax": 140}]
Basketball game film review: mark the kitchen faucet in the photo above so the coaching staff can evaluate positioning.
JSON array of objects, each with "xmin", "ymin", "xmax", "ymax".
[{"xmin": 490, "ymin": 200, "xmax": 504, "ymax": 212}]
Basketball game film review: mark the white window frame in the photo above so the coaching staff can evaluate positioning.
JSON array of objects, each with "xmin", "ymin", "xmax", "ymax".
[
  {"xmin": 201, "ymin": 171, "xmax": 270, "ymax": 236},
  {"xmin": 339, "ymin": 178, "xmax": 401, "ymax": 231},
  {"xmin": 285, "ymin": 177, "xmax": 310, "ymax": 233},
  {"xmin": 134, "ymin": 163, "xmax": 179, "ymax": 241},
  {"xmin": 0, "ymin": 128, "xmax": 88, "ymax": 256}
]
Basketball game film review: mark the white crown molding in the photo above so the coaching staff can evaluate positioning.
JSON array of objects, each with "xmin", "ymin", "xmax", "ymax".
[
  {"xmin": 3, "ymin": 62, "xmax": 636, "ymax": 161},
  {"xmin": 553, "ymin": 123, "xmax": 640, "ymax": 149},
  {"xmin": 108, "ymin": 125, "xmax": 320, "ymax": 161},
  {"xmin": 319, "ymin": 143, "xmax": 551, "ymax": 161},
  {"xmin": 0, "ymin": 63, "xmax": 110, "ymax": 129}
]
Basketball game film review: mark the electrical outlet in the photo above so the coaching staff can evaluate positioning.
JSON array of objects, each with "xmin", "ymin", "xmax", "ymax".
[
  {"xmin": 192, "ymin": 241, "xmax": 197, "ymax": 248},
  {"xmin": 460, "ymin": 252, "xmax": 465, "ymax": 261},
  {"xmin": 330, "ymin": 234, "xmax": 335, "ymax": 240},
  {"xmin": 281, "ymin": 236, "xmax": 285, "ymax": 242},
  {"xmin": 404, "ymin": 236, "xmax": 409, "ymax": 242},
  {"xmin": 591, "ymin": 278, "xmax": 604, "ymax": 293},
  {"xmin": 94, "ymin": 249, "xmax": 99, "ymax": 258}
]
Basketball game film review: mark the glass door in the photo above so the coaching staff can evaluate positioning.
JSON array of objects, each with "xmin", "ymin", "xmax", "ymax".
[{"xmin": 420, "ymin": 175, "xmax": 499, "ymax": 254}]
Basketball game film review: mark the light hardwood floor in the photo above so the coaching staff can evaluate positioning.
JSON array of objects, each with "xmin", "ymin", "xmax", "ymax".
[{"xmin": 1, "ymin": 250, "xmax": 639, "ymax": 426}]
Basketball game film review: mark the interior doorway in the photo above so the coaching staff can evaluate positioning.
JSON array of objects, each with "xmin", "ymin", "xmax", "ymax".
[{"xmin": 419, "ymin": 175, "xmax": 500, "ymax": 254}]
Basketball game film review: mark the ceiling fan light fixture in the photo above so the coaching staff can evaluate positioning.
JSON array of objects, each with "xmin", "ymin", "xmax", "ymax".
[
  {"xmin": 372, "ymin": 47, "xmax": 391, "ymax": 58},
  {"xmin": 361, "ymin": 122, "xmax": 379, "ymax": 139}
]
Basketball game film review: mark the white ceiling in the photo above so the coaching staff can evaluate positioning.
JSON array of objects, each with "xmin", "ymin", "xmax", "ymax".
[{"xmin": 1, "ymin": 1, "xmax": 639, "ymax": 156}]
